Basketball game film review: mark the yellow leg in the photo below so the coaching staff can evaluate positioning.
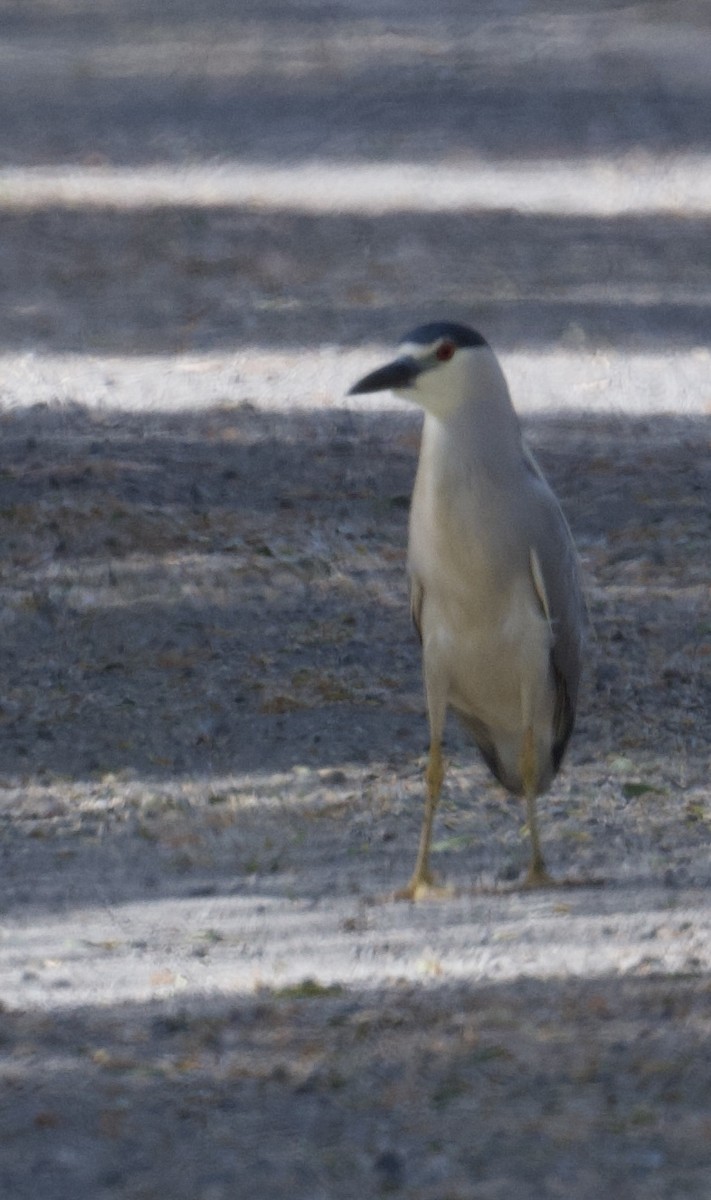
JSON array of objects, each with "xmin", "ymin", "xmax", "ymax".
[
  {"xmin": 396, "ymin": 740, "xmax": 449, "ymax": 900},
  {"xmin": 521, "ymin": 727, "xmax": 554, "ymax": 888}
]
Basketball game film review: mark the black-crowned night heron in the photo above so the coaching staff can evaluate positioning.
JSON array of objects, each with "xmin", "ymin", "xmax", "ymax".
[{"xmin": 348, "ymin": 322, "xmax": 584, "ymax": 900}]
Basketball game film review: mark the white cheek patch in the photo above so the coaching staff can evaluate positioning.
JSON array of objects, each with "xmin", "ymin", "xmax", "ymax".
[
  {"xmin": 397, "ymin": 342, "xmax": 496, "ymax": 419},
  {"xmin": 416, "ymin": 358, "xmax": 470, "ymax": 419}
]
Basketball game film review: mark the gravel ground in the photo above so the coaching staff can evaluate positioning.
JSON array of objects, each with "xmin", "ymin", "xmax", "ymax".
[{"xmin": 0, "ymin": 3, "xmax": 710, "ymax": 1198}]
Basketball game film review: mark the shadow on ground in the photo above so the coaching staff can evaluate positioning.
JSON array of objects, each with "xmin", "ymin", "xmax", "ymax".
[
  {"xmin": 1, "ymin": 0, "xmax": 710, "ymax": 167},
  {"xmin": 1, "ymin": 205, "xmax": 711, "ymax": 354},
  {"xmin": 0, "ymin": 401, "xmax": 707, "ymax": 780},
  {"xmin": 1, "ymin": 971, "xmax": 710, "ymax": 1200},
  {"xmin": 0, "ymin": 401, "xmax": 708, "ymax": 915},
  {"xmin": 1, "ymin": 2, "xmax": 711, "ymax": 353}
]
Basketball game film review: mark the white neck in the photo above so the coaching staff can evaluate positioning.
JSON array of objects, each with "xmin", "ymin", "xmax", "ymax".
[{"xmin": 413, "ymin": 346, "xmax": 522, "ymax": 471}]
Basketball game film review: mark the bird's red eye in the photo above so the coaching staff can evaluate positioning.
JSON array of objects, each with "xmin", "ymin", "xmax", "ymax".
[{"xmin": 436, "ymin": 340, "xmax": 456, "ymax": 362}]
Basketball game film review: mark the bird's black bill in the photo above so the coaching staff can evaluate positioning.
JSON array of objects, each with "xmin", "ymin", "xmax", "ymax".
[{"xmin": 348, "ymin": 355, "xmax": 420, "ymax": 395}]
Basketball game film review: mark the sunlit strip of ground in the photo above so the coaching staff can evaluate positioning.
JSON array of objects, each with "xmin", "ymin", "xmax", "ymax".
[
  {"xmin": 0, "ymin": 155, "xmax": 710, "ymax": 215},
  {"xmin": 0, "ymin": 348, "xmax": 708, "ymax": 414},
  {"xmin": 1, "ymin": 880, "xmax": 709, "ymax": 1011}
]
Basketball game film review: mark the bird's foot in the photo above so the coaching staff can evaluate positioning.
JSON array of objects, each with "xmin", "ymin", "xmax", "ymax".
[
  {"xmin": 394, "ymin": 873, "xmax": 453, "ymax": 902},
  {"xmin": 523, "ymin": 861, "xmax": 556, "ymax": 889}
]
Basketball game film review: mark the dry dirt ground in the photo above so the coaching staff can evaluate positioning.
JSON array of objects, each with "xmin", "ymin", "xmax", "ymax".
[{"xmin": 0, "ymin": 3, "xmax": 710, "ymax": 1199}]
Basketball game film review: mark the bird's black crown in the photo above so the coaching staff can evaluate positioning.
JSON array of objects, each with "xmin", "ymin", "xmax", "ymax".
[{"xmin": 402, "ymin": 322, "xmax": 489, "ymax": 349}]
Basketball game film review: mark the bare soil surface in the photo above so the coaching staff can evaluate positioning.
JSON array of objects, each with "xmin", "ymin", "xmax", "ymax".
[{"xmin": 0, "ymin": 3, "xmax": 710, "ymax": 1199}]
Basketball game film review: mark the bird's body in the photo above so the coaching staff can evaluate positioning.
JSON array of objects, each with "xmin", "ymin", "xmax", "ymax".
[
  {"xmin": 349, "ymin": 322, "xmax": 583, "ymax": 898},
  {"xmin": 410, "ymin": 394, "xmax": 579, "ymax": 798}
]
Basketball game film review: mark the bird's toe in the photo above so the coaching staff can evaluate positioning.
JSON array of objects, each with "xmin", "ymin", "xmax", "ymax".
[
  {"xmin": 523, "ymin": 863, "xmax": 556, "ymax": 889},
  {"xmin": 394, "ymin": 876, "xmax": 453, "ymax": 902}
]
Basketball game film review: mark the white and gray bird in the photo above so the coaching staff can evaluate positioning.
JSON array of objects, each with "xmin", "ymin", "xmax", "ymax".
[{"xmin": 348, "ymin": 322, "xmax": 584, "ymax": 899}]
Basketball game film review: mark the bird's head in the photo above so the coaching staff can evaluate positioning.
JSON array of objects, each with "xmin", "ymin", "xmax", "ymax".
[{"xmin": 348, "ymin": 321, "xmax": 491, "ymax": 419}]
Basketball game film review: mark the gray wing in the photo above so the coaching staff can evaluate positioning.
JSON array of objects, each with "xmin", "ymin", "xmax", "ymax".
[
  {"xmin": 409, "ymin": 574, "xmax": 424, "ymax": 645},
  {"xmin": 524, "ymin": 448, "xmax": 585, "ymax": 771}
]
